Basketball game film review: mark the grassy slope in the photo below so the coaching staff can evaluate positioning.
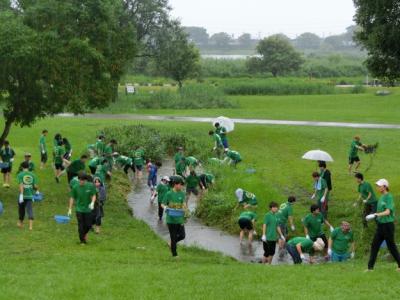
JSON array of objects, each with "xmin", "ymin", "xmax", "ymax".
[
  {"xmin": 99, "ymin": 88, "xmax": 400, "ymax": 124},
  {"xmin": 0, "ymin": 118, "xmax": 399, "ymax": 299}
]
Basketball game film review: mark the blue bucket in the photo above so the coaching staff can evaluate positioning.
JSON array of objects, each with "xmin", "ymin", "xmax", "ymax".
[
  {"xmin": 245, "ymin": 168, "xmax": 256, "ymax": 174},
  {"xmin": 0, "ymin": 162, "xmax": 9, "ymax": 169},
  {"xmin": 33, "ymin": 193, "xmax": 44, "ymax": 202},
  {"xmin": 54, "ymin": 215, "xmax": 70, "ymax": 224},
  {"xmin": 0, "ymin": 201, "xmax": 3, "ymax": 215},
  {"xmin": 166, "ymin": 208, "xmax": 185, "ymax": 217}
]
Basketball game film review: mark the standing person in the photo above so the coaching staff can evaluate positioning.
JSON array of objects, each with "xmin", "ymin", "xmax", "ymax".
[
  {"xmin": 174, "ymin": 147, "xmax": 184, "ymax": 169},
  {"xmin": 261, "ymin": 202, "xmax": 284, "ymax": 264},
  {"xmin": 133, "ymin": 146, "xmax": 145, "ymax": 179},
  {"xmin": 208, "ymin": 130, "xmax": 224, "ymax": 157},
  {"xmin": 66, "ymin": 155, "xmax": 88, "ymax": 183},
  {"xmin": 175, "ymin": 157, "xmax": 187, "ymax": 178},
  {"xmin": 104, "ymin": 139, "xmax": 117, "ymax": 167},
  {"xmin": 214, "ymin": 122, "xmax": 228, "ymax": 150},
  {"xmin": 95, "ymin": 135, "xmax": 106, "ymax": 156},
  {"xmin": 162, "ymin": 176, "xmax": 187, "ymax": 257},
  {"xmin": 53, "ymin": 133, "xmax": 62, "ymax": 147},
  {"xmin": 238, "ymin": 209, "xmax": 257, "ymax": 245},
  {"xmin": 311, "ymin": 172, "xmax": 329, "ymax": 218},
  {"xmin": 365, "ymin": 179, "xmax": 400, "ymax": 271},
  {"xmin": 0, "ymin": 140, "xmax": 16, "ymax": 188},
  {"xmin": 223, "ymin": 149, "xmax": 242, "ymax": 167},
  {"xmin": 93, "ymin": 177, "xmax": 106, "ymax": 234},
  {"xmin": 68, "ymin": 173, "xmax": 96, "ymax": 244},
  {"xmin": 303, "ymin": 204, "xmax": 334, "ymax": 258},
  {"xmin": 17, "ymin": 162, "xmax": 39, "ymax": 230},
  {"xmin": 319, "ymin": 161, "xmax": 332, "ymax": 192},
  {"xmin": 276, "ymin": 196, "xmax": 296, "ymax": 255},
  {"xmin": 185, "ymin": 170, "xmax": 200, "ymax": 204},
  {"xmin": 62, "ymin": 137, "xmax": 72, "ymax": 160},
  {"xmin": 355, "ymin": 173, "xmax": 377, "ymax": 228},
  {"xmin": 39, "ymin": 129, "xmax": 48, "ymax": 169},
  {"xmin": 348, "ymin": 135, "xmax": 365, "ymax": 175},
  {"xmin": 147, "ymin": 161, "xmax": 162, "ymax": 195},
  {"xmin": 95, "ymin": 159, "xmax": 112, "ymax": 184},
  {"xmin": 286, "ymin": 237, "xmax": 325, "ymax": 264},
  {"xmin": 235, "ymin": 188, "xmax": 258, "ymax": 208},
  {"xmin": 328, "ymin": 221, "xmax": 355, "ymax": 262},
  {"xmin": 18, "ymin": 153, "xmax": 35, "ymax": 173},
  {"xmin": 151, "ymin": 176, "xmax": 170, "ymax": 221},
  {"xmin": 53, "ymin": 140, "xmax": 66, "ymax": 183}
]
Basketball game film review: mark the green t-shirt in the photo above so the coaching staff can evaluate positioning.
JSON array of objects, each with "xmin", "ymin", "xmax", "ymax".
[
  {"xmin": 213, "ymin": 134, "xmax": 223, "ymax": 148},
  {"xmin": 376, "ymin": 193, "xmax": 395, "ymax": 224},
  {"xmin": 185, "ymin": 174, "xmax": 200, "ymax": 189},
  {"xmin": 288, "ymin": 237, "xmax": 314, "ymax": 253},
  {"xmin": 104, "ymin": 145, "xmax": 113, "ymax": 156},
  {"xmin": 174, "ymin": 152, "xmax": 184, "ymax": 165},
  {"xmin": 201, "ymin": 173, "xmax": 214, "ymax": 184},
  {"xmin": 67, "ymin": 159, "xmax": 85, "ymax": 174},
  {"xmin": 226, "ymin": 150, "xmax": 241, "ymax": 162},
  {"xmin": 175, "ymin": 160, "xmax": 186, "ymax": 176},
  {"xmin": 89, "ymin": 157, "xmax": 101, "ymax": 168},
  {"xmin": 115, "ymin": 155, "xmax": 132, "ymax": 166},
  {"xmin": 69, "ymin": 176, "xmax": 79, "ymax": 190},
  {"xmin": 331, "ymin": 228, "xmax": 354, "ymax": 255},
  {"xmin": 240, "ymin": 191, "xmax": 257, "ymax": 206},
  {"xmin": 216, "ymin": 126, "xmax": 227, "ymax": 141},
  {"xmin": 39, "ymin": 135, "xmax": 47, "ymax": 153},
  {"xmin": 156, "ymin": 183, "xmax": 170, "ymax": 204},
  {"xmin": 185, "ymin": 156, "xmax": 198, "ymax": 167},
  {"xmin": 303, "ymin": 213, "xmax": 324, "ymax": 239},
  {"xmin": 315, "ymin": 178, "xmax": 329, "ymax": 201},
  {"xmin": 239, "ymin": 211, "xmax": 257, "ymax": 221},
  {"xmin": 95, "ymin": 164, "xmax": 109, "ymax": 183},
  {"xmin": 17, "ymin": 171, "xmax": 38, "ymax": 199},
  {"xmin": 349, "ymin": 140, "xmax": 362, "ymax": 158},
  {"xmin": 165, "ymin": 190, "xmax": 186, "ymax": 224},
  {"xmin": 133, "ymin": 149, "xmax": 145, "ymax": 166},
  {"xmin": 71, "ymin": 182, "xmax": 96, "ymax": 213},
  {"xmin": 358, "ymin": 181, "xmax": 377, "ymax": 204},
  {"xmin": 0, "ymin": 147, "xmax": 15, "ymax": 165},
  {"xmin": 95, "ymin": 140, "xmax": 105, "ymax": 156},
  {"xmin": 18, "ymin": 161, "xmax": 35, "ymax": 173},
  {"xmin": 54, "ymin": 146, "xmax": 65, "ymax": 164},
  {"xmin": 276, "ymin": 202, "xmax": 293, "ymax": 225},
  {"xmin": 264, "ymin": 212, "xmax": 278, "ymax": 241}
]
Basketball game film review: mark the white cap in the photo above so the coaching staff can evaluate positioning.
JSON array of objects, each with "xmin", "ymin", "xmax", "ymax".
[
  {"xmin": 162, "ymin": 176, "xmax": 170, "ymax": 182},
  {"xmin": 376, "ymin": 179, "xmax": 389, "ymax": 187},
  {"xmin": 313, "ymin": 238, "xmax": 325, "ymax": 251},
  {"xmin": 235, "ymin": 188, "xmax": 244, "ymax": 201}
]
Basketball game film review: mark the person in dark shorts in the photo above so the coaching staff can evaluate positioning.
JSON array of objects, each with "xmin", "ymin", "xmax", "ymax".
[
  {"xmin": 151, "ymin": 176, "xmax": 170, "ymax": 221},
  {"xmin": 286, "ymin": 237, "xmax": 325, "ymax": 264},
  {"xmin": 62, "ymin": 137, "xmax": 72, "ymax": 160},
  {"xmin": 319, "ymin": 161, "xmax": 332, "ymax": 192},
  {"xmin": 0, "ymin": 140, "xmax": 15, "ymax": 188},
  {"xmin": 93, "ymin": 177, "xmax": 106, "ymax": 234},
  {"xmin": 66, "ymin": 155, "xmax": 88, "ymax": 183},
  {"xmin": 238, "ymin": 210, "xmax": 257, "ymax": 245},
  {"xmin": 348, "ymin": 135, "xmax": 365, "ymax": 175},
  {"xmin": 39, "ymin": 129, "xmax": 48, "ymax": 169},
  {"xmin": 262, "ymin": 201, "xmax": 284, "ymax": 264},
  {"xmin": 53, "ymin": 140, "xmax": 66, "ymax": 183},
  {"xmin": 185, "ymin": 170, "xmax": 200, "ymax": 204},
  {"xmin": 355, "ymin": 173, "xmax": 377, "ymax": 228}
]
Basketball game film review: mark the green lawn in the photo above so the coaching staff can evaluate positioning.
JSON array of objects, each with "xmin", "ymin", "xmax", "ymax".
[
  {"xmin": 0, "ymin": 117, "xmax": 399, "ymax": 299},
  {"xmin": 99, "ymin": 88, "xmax": 400, "ymax": 124}
]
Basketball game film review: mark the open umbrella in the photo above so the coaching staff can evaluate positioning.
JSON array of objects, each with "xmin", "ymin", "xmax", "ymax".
[
  {"xmin": 213, "ymin": 116, "xmax": 234, "ymax": 132},
  {"xmin": 302, "ymin": 150, "xmax": 334, "ymax": 162}
]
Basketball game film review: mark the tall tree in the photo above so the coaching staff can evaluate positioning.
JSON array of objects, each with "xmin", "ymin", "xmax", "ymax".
[
  {"xmin": 209, "ymin": 32, "xmax": 232, "ymax": 48},
  {"xmin": 184, "ymin": 26, "xmax": 209, "ymax": 45},
  {"xmin": 295, "ymin": 32, "xmax": 321, "ymax": 50},
  {"xmin": 253, "ymin": 34, "xmax": 304, "ymax": 77},
  {"xmin": 238, "ymin": 33, "xmax": 252, "ymax": 47},
  {"xmin": 354, "ymin": 0, "xmax": 400, "ymax": 81}
]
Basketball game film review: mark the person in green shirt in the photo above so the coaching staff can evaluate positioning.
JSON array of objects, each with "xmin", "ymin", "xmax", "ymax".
[
  {"xmin": 93, "ymin": 177, "xmax": 106, "ymax": 234},
  {"xmin": 223, "ymin": 149, "xmax": 242, "ymax": 167},
  {"xmin": 208, "ymin": 130, "xmax": 224, "ymax": 157},
  {"xmin": 18, "ymin": 153, "xmax": 35, "ymax": 173},
  {"xmin": 174, "ymin": 147, "xmax": 184, "ymax": 168},
  {"xmin": 365, "ymin": 179, "xmax": 400, "ymax": 271},
  {"xmin": 185, "ymin": 156, "xmax": 199, "ymax": 171},
  {"xmin": 103, "ymin": 139, "xmax": 117, "ymax": 168},
  {"xmin": 235, "ymin": 188, "xmax": 258, "ymax": 208},
  {"xmin": 161, "ymin": 176, "xmax": 187, "ymax": 257},
  {"xmin": 214, "ymin": 122, "xmax": 228, "ymax": 149},
  {"xmin": 132, "ymin": 146, "xmax": 145, "ymax": 179},
  {"xmin": 53, "ymin": 140, "xmax": 66, "ymax": 183},
  {"xmin": 175, "ymin": 157, "xmax": 187, "ymax": 178},
  {"xmin": 355, "ymin": 173, "xmax": 377, "ymax": 228},
  {"xmin": 39, "ymin": 129, "xmax": 48, "ymax": 169},
  {"xmin": 95, "ymin": 135, "xmax": 106, "ymax": 156},
  {"xmin": 348, "ymin": 135, "xmax": 365, "ymax": 175},
  {"xmin": 328, "ymin": 221, "xmax": 355, "ymax": 262},
  {"xmin": 68, "ymin": 173, "xmax": 97, "ymax": 244},
  {"xmin": 88, "ymin": 156, "xmax": 101, "ymax": 175},
  {"xmin": 151, "ymin": 176, "xmax": 171, "ymax": 221},
  {"xmin": 311, "ymin": 172, "xmax": 329, "ymax": 218},
  {"xmin": 199, "ymin": 173, "xmax": 214, "ymax": 196},
  {"xmin": 114, "ymin": 153, "xmax": 135, "ymax": 175},
  {"xmin": 286, "ymin": 237, "xmax": 325, "ymax": 264},
  {"xmin": 17, "ymin": 162, "xmax": 39, "ymax": 231},
  {"xmin": 238, "ymin": 210, "xmax": 257, "ymax": 245},
  {"xmin": 62, "ymin": 137, "xmax": 72, "ymax": 160},
  {"xmin": 66, "ymin": 155, "xmax": 88, "ymax": 183},
  {"xmin": 185, "ymin": 170, "xmax": 200, "ymax": 204},
  {"xmin": 303, "ymin": 204, "xmax": 334, "ymax": 257},
  {"xmin": 262, "ymin": 202, "xmax": 284, "ymax": 264},
  {"xmin": 95, "ymin": 159, "xmax": 112, "ymax": 183},
  {"xmin": 0, "ymin": 140, "xmax": 16, "ymax": 188},
  {"xmin": 276, "ymin": 196, "xmax": 296, "ymax": 255}
]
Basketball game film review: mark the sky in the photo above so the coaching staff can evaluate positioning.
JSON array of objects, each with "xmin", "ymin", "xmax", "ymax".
[{"xmin": 168, "ymin": 0, "xmax": 356, "ymax": 38}]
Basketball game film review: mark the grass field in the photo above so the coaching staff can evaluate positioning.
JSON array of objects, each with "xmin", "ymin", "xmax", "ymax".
[
  {"xmin": 0, "ymin": 117, "xmax": 399, "ymax": 299},
  {"xmin": 99, "ymin": 88, "xmax": 400, "ymax": 124}
]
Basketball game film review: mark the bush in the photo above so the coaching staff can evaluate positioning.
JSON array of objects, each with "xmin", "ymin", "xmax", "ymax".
[
  {"xmin": 351, "ymin": 85, "xmax": 366, "ymax": 94},
  {"xmin": 134, "ymin": 84, "xmax": 236, "ymax": 109}
]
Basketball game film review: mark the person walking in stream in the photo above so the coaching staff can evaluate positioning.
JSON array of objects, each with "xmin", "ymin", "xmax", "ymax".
[
  {"xmin": 238, "ymin": 209, "xmax": 257, "ymax": 245},
  {"xmin": 151, "ymin": 176, "xmax": 171, "ymax": 221}
]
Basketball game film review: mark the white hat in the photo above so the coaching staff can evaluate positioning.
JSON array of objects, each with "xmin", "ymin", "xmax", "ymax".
[
  {"xmin": 162, "ymin": 176, "xmax": 170, "ymax": 182},
  {"xmin": 376, "ymin": 179, "xmax": 389, "ymax": 187},
  {"xmin": 235, "ymin": 188, "xmax": 244, "ymax": 201},
  {"xmin": 313, "ymin": 238, "xmax": 325, "ymax": 251}
]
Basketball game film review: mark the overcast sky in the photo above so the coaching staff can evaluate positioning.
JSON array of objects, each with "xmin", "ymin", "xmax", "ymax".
[{"xmin": 169, "ymin": 0, "xmax": 356, "ymax": 38}]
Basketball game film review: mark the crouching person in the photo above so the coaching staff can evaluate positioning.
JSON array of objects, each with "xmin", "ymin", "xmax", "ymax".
[
  {"xmin": 286, "ymin": 237, "xmax": 325, "ymax": 264},
  {"xmin": 328, "ymin": 221, "xmax": 355, "ymax": 262}
]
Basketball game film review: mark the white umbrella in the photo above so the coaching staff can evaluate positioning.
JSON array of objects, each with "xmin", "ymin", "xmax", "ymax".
[
  {"xmin": 213, "ymin": 116, "xmax": 235, "ymax": 132},
  {"xmin": 302, "ymin": 150, "xmax": 334, "ymax": 162}
]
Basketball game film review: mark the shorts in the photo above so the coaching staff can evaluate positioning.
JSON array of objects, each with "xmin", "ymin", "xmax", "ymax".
[
  {"xmin": 54, "ymin": 163, "xmax": 65, "ymax": 171},
  {"xmin": 263, "ymin": 240, "xmax": 276, "ymax": 258},
  {"xmin": 41, "ymin": 152, "xmax": 48, "ymax": 163},
  {"xmin": 135, "ymin": 165, "xmax": 143, "ymax": 171},
  {"xmin": 1, "ymin": 166, "xmax": 11, "ymax": 174},
  {"xmin": 147, "ymin": 176, "xmax": 157, "ymax": 188},
  {"xmin": 238, "ymin": 218, "xmax": 253, "ymax": 230},
  {"xmin": 186, "ymin": 187, "xmax": 199, "ymax": 196},
  {"xmin": 222, "ymin": 139, "xmax": 229, "ymax": 149},
  {"xmin": 349, "ymin": 156, "xmax": 360, "ymax": 164},
  {"xmin": 331, "ymin": 251, "xmax": 350, "ymax": 262},
  {"xmin": 279, "ymin": 224, "xmax": 288, "ymax": 237}
]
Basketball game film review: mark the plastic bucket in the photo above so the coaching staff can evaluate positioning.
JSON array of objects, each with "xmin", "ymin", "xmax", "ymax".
[
  {"xmin": 166, "ymin": 208, "xmax": 185, "ymax": 217},
  {"xmin": 33, "ymin": 193, "xmax": 44, "ymax": 202},
  {"xmin": 0, "ymin": 162, "xmax": 9, "ymax": 169},
  {"xmin": 54, "ymin": 215, "xmax": 70, "ymax": 224}
]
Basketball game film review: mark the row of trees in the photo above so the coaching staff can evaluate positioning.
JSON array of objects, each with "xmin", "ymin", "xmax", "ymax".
[{"xmin": 184, "ymin": 26, "xmax": 360, "ymax": 52}]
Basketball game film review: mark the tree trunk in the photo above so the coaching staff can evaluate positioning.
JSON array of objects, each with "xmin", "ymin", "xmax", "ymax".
[{"xmin": 0, "ymin": 118, "xmax": 14, "ymax": 148}]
